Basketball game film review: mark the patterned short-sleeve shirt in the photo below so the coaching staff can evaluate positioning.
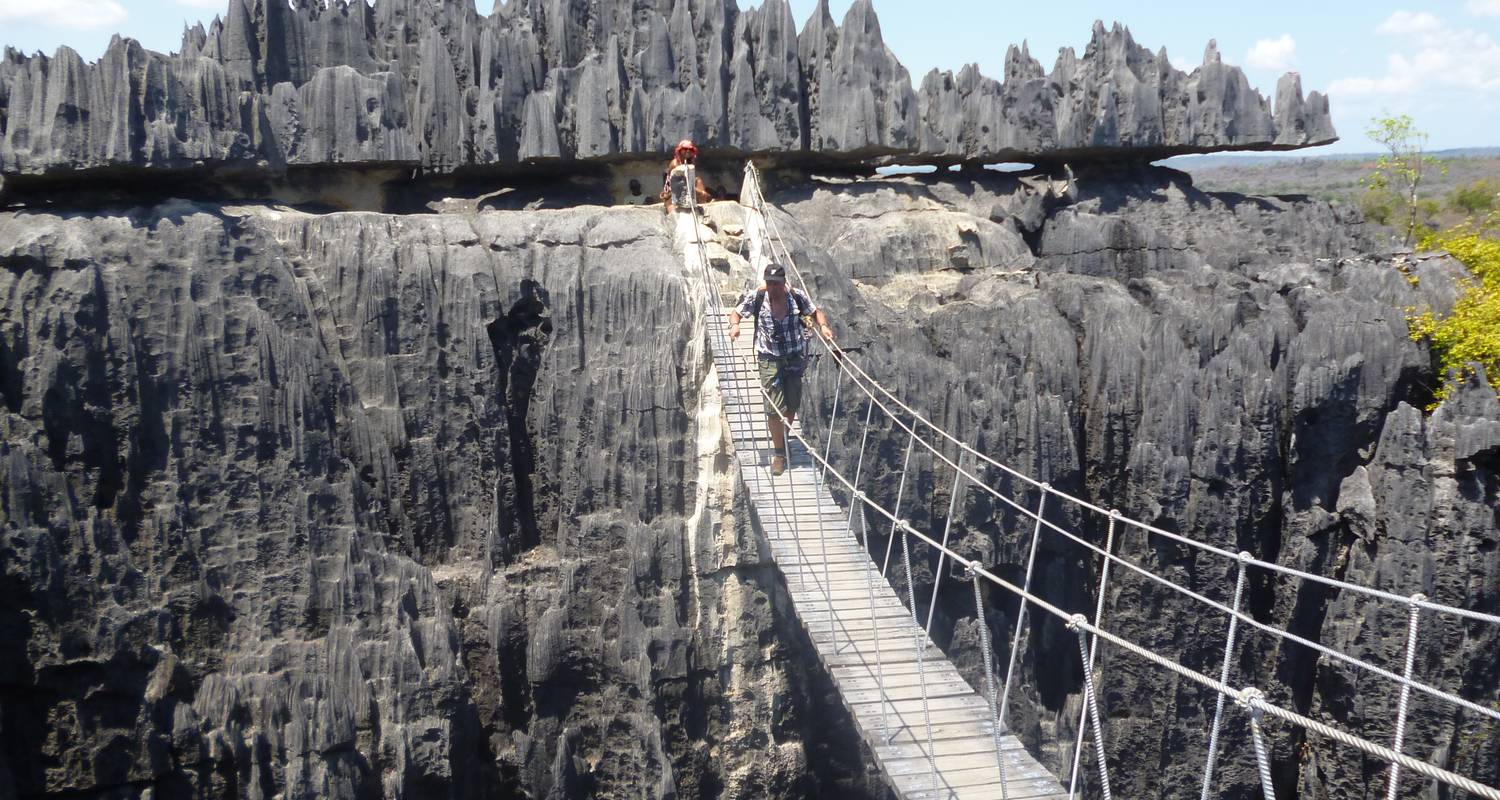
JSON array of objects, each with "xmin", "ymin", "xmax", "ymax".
[{"xmin": 736, "ymin": 287, "xmax": 817, "ymax": 358}]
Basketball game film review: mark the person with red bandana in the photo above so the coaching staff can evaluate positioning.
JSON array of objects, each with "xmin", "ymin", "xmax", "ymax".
[{"xmin": 662, "ymin": 139, "xmax": 711, "ymax": 213}]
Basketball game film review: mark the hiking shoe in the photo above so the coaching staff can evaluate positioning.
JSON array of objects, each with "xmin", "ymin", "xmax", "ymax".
[{"xmin": 771, "ymin": 455, "xmax": 786, "ymax": 476}]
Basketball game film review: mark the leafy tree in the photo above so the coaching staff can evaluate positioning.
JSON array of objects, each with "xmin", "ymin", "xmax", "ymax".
[
  {"xmin": 1449, "ymin": 178, "xmax": 1499, "ymax": 217},
  {"xmin": 1409, "ymin": 226, "xmax": 1500, "ymax": 405},
  {"xmin": 1359, "ymin": 187, "xmax": 1395, "ymax": 226},
  {"xmin": 1363, "ymin": 115, "xmax": 1446, "ymax": 247},
  {"xmin": 1415, "ymin": 198, "xmax": 1444, "ymax": 241}
]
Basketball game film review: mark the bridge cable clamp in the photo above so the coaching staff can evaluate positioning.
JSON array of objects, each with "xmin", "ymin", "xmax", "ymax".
[{"xmin": 1238, "ymin": 687, "xmax": 1268, "ymax": 720}]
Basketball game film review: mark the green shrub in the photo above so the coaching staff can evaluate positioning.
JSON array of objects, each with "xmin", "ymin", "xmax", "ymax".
[
  {"xmin": 1415, "ymin": 198, "xmax": 1443, "ymax": 241},
  {"xmin": 1360, "ymin": 187, "xmax": 1395, "ymax": 226},
  {"xmin": 1449, "ymin": 179, "xmax": 1499, "ymax": 216},
  {"xmin": 1409, "ymin": 227, "xmax": 1500, "ymax": 405}
]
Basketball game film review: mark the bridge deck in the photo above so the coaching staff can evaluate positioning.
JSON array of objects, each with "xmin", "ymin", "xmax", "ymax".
[{"xmin": 711, "ymin": 307, "xmax": 1068, "ymax": 800}]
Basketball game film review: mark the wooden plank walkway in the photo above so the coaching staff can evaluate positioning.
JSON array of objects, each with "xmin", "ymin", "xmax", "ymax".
[{"xmin": 709, "ymin": 306, "xmax": 1068, "ymax": 800}]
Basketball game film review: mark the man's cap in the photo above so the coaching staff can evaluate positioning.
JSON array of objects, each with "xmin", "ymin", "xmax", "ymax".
[{"xmin": 764, "ymin": 263, "xmax": 787, "ymax": 283}]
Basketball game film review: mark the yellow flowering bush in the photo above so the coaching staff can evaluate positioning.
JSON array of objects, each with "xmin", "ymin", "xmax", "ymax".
[{"xmin": 1409, "ymin": 223, "xmax": 1500, "ymax": 406}]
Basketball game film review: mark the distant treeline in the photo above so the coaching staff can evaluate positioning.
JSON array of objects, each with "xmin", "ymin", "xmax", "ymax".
[{"xmin": 1179, "ymin": 154, "xmax": 1500, "ymax": 233}]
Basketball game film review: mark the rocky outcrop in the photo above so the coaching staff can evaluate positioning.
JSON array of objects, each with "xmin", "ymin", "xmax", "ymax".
[
  {"xmin": 0, "ymin": 0, "xmax": 1334, "ymax": 196},
  {"xmin": 767, "ymin": 167, "xmax": 1497, "ymax": 799},
  {"xmin": 915, "ymin": 27, "xmax": 1336, "ymax": 161},
  {"xmin": 0, "ymin": 202, "xmax": 882, "ymax": 798},
  {"xmin": 1294, "ymin": 375, "xmax": 1500, "ymax": 800}
]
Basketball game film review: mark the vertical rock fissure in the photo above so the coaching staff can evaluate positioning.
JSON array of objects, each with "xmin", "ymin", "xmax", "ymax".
[
  {"xmin": 487, "ymin": 280, "xmax": 553, "ymax": 556},
  {"xmin": 0, "ymin": 327, "xmax": 23, "ymax": 413}
]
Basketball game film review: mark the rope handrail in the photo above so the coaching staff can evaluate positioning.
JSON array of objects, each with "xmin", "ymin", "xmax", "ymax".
[
  {"xmin": 757, "ymin": 370, "xmax": 1500, "ymax": 800},
  {"xmin": 741, "ymin": 161, "xmax": 1500, "ymax": 629},
  {"xmin": 752, "ymin": 355, "xmax": 1500, "ymax": 800},
  {"xmin": 736, "ymin": 170, "xmax": 1500, "ymax": 727},
  {"xmin": 724, "ymin": 164, "xmax": 1500, "ymax": 800},
  {"xmin": 794, "ymin": 321, "xmax": 1500, "ymax": 726}
]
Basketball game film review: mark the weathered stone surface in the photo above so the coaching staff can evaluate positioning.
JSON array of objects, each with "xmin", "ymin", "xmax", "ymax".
[
  {"xmin": 0, "ymin": 202, "xmax": 879, "ymax": 798},
  {"xmin": 768, "ymin": 167, "xmax": 1497, "ymax": 799},
  {"xmin": 916, "ymin": 25, "xmax": 1336, "ymax": 161},
  {"xmin": 0, "ymin": 0, "xmax": 1334, "ymax": 192},
  {"xmin": 799, "ymin": 0, "xmax": 917, "ymax": 156},
  {"xmin": 1295, "ymin": 375, "xmax": 1500, "ymax": 800}
]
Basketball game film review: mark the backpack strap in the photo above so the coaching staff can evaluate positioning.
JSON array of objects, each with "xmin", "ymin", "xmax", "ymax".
[
  {"xmin": 749, "ymin": 288, "xmax": 810, "ymax": 350},
  {"xmin": 756, "ymin": 288, "xmax": 805, "ymax": 316}
]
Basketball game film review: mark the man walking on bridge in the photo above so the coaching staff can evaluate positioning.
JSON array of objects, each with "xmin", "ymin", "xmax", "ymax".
[{"xmin": 729, "ymin": 263, "xmax": 834, "ymax": 476}]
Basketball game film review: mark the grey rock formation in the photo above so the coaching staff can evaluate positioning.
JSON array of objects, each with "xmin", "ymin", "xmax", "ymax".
[
  {"xmin": 799, "ymin": 0, "xmax": 917, "ymax": 157},
  {"xmin": 0, "ymin": 0, "xmax": 1334, "ymax": 195},
  {"xmin": 1297, "ymin": 375, "xmax": 1500, "ymax": 800},
  {"xmin": 915, "ymin": 26, "xmax": 1336, "ymax": 162},
  {"xmin": 0, "ymin": 202, "xmax": 881, "ymax": 798}
]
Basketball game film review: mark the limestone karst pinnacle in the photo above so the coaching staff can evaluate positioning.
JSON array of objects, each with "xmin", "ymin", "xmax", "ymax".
[{"xmin": 0, "ymin": 0, "xmax": 1336, "ymax": 190}]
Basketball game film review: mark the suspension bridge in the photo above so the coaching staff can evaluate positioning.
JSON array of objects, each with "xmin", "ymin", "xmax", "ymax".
[
  {"xmin": 710, "ymin": 302, "xmax": 1068, "ymax": 800},
  {"xmin": 679, "ymin": 164, "xmax": 1500, "ymax": 800}
]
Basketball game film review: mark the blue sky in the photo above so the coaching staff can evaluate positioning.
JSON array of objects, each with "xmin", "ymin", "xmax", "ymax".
[{"xmin": 2, "ymin": 0, "xmax": 1497, "ymax": 154}]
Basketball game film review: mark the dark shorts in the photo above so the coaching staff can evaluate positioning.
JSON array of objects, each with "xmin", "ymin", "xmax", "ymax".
[{"xmin": 758, "ymin": 354, "xmax": 805, "ymax": 419}]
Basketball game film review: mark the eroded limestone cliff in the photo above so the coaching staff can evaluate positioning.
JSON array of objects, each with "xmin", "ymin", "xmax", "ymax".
[
  {"xmin": 2, "ymin": 159, "xmax": 1495, "ymax": 799},
  {"xmin": 0, "ymin": 203, "xmax": 893, "ymax": 798}
]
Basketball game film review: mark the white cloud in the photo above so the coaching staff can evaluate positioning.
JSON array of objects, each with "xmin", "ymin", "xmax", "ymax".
[
  {"xmin": 1466, "ymin": 0, "xmax": 1500, "ymax": 16},
  {"xmin": 174, "ymin": 0, "xmax": 225, "ymax": 7},
  {"xmin": 1246, "ymin": 34, "xmax": 1297, "ymax": 71},
  {"xmin": 0, "ymin": 0, "xmax": 126, "ymax": 28},
  {"xmin": 1331, "ymin": 11, "xmax": 1500, "ymax": 99},
  {"xmin": 1376, "ymin": 10, "xmax": 1443, "ymax": 35}
]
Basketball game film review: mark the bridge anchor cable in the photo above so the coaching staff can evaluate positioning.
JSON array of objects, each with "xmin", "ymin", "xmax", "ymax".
[{"xmin": 1200, "ymin": 552, "xmax": 1251, "ymax": 800}]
